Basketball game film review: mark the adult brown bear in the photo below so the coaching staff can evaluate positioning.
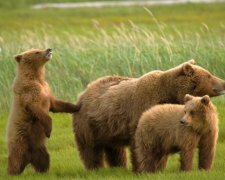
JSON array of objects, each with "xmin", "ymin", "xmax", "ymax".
[{"xmin": 72, "ymin": 60, "xmax": 225, "ymax": 170}]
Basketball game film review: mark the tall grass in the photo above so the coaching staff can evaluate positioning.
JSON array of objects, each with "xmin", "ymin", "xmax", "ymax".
[{"xmin": 1, "ymin": 20, "xmax": 225, "ymax": 113}]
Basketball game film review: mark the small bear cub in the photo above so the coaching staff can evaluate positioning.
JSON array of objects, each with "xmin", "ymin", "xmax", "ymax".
[
  {"xmin": 134, "ymin": 94, "xmax": 218, "ymax": 173},
  {"xmin": 7, "ymin": 49, "xmax": 80, "ymax": 175}
]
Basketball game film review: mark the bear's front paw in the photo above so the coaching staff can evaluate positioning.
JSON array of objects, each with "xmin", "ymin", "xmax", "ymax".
[{"xmin": 72, "ymin": 103, "xmax": 81, "ymax": 112}]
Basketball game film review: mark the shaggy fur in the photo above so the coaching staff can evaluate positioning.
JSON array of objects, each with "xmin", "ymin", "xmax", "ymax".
[
  {"xmin": 7, "ymin": 49, "xmax": 80, "ymax": 175},
  {"xmin": 72, "ymin": 60, "xmax": 225, "ymax": 170},
  {"xmin": 134, "ymin": 95, "xmax": 218, "ymax": 173}
]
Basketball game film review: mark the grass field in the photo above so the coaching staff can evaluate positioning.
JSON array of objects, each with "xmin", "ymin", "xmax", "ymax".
[{"xmin": 0, "ymin": 1, "xmax": 225, "ymax": 179}]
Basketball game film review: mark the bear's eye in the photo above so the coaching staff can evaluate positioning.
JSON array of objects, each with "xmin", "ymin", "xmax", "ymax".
[
  {"xmin": 35, "ymin": 52, "xmax": 40, "ymax": 54},
  {"xmin": 208, "ymin": 74, "xmax": 211, "ymax": 79},
  {"xmin": 189, "ymin": 110, "xmax": 194, "ymax": 116}
]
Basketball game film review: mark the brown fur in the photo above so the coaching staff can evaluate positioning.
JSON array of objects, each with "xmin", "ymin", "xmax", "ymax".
[
  {"xmin": 72, "ymin": 60, "xmax": 225, "ymax": 170},
  {"xmin": 7, "ymin": 49, "xmax": 80, "ymax": 175},
  {"xmin": 134, "ymin": 95, "xmax": 218, "ymax": 173}
]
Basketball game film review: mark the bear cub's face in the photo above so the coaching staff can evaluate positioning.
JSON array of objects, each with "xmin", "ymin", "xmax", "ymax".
[
  {"xmin": 14, "ymin": 48, "xmax": 52, "ymax": 67},
  {"xmin": 180, "ymin": 94, "xmax": 211, "ymax": 132}
]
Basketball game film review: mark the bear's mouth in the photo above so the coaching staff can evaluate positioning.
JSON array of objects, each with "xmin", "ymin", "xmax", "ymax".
[
  {"xmin": 45, "ymin": 49, "xmax": 52, "ymax": 60},
  {"xmin": 213, "ymin": 88, "xmax": 225, "ymax": 96},
  {"xmin": 218, "ymin": 90, "xmax": 225, "ymax": 95}
]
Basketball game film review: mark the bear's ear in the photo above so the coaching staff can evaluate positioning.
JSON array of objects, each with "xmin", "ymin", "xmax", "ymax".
[
  {"xmin": 201, "ymin": 95, "xmax": 210, "ymax": 105},
  {"xmin": 187, "ymin": 59, "xmax": 196, "ymax": 65},
  {"xmin": 14, "ymin": 54, "xmax": 22, "ymax": 62},
  {"xmin": 184, "ymin": 94, "xmax": 194, "ymax": 102},
  {"xmin": 183, "ymin": 63, "xmax": 194, "ymax": 77}
]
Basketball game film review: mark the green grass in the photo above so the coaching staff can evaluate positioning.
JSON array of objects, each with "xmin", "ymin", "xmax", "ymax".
[
  {"xmin": 1, "ymin": 103, "xmax": 225, "ymax": 179},
  {"xmin": 1, "ymin": 3, "xmax": 225, "ymax": 34},
  {"xmin": 1, "ymin": 1, "xmax": 225, "ymax": 179}
]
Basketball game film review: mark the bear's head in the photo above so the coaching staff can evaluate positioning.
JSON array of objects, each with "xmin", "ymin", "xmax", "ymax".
[
  {"xmin": 14, "ymin": 48, "xmax": 52, "ymax": 69},
  {"xmin": 180, "ymin": 94, "xmax": 217, "ymax": 133},
  {"xmin": 171, "ymin": 60, "xmax": 225, "ymax": 103}
]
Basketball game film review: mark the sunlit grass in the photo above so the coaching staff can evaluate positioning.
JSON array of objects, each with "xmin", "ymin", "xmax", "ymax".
[
  {"xmin": 1, "ymin": 107, "xmax": 225, "ymax": 179},
  {"xmin": 1, "ymin": 21, "xmax": 225, "ymax": 112}
]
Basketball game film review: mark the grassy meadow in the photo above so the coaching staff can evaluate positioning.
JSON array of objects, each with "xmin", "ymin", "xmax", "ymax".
[{"xmin": 0, "ymin": 1, "xmax": 225, "ymax": 179}]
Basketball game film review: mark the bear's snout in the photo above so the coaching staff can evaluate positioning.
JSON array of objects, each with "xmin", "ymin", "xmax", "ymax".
[
  {"xmin": 45, "ymin": 48, "xmax": 52, "ymax": 60},
  {"xmin": 180, "ymin": 119, "xmax": 187, "ymax": 126},
  {"xmin": 212, "ymin": 86, "xmax": 225, "ymax": 95},
  {"xmin": 46, "ymin": 48, "xmax": 52, "ymax": 53},
  {"xmin": 211, "ymin": 78, "xmax": 225, "ymax": 96}
]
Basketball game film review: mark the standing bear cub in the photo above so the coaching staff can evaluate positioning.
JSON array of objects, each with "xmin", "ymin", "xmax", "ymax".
[
  {"xmin": 7, "ymin": 49, "xmax": 80, "ymax": 175},
  {"xmin": 73, "ymin": 60, "xmax": 225, "ymax": 171},
  {"xmin": 134, "ymin": 94, "xmax": 218, "ymax": 173}
]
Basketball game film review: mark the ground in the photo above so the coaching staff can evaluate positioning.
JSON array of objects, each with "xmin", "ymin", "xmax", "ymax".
[{"xmin": 0, "ymin": 1, "xmax": 225, "ymax": 179}]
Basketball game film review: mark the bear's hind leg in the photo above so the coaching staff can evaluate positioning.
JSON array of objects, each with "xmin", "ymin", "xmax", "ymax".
[
  {"xmin": 104, "ymin": 147, "xmax": 127, "ymax": 168},
  {"xmin": 138, "ymin": 153, "xmax": 159, "ymax": 173},
  {"xmin": 135, "ymin": 146, "xmax": 163, "ymax": 173},
  {"xmin": 75, "ymin": 134, "xmax": 104, "ymax": 169},
  {"xmin": 30, "ymin": 145, "xmax": 50, "ymax": 173},
  {"xmin": 7, "ymin": 142, "xmax": 30, "ymax": 175},
  {"xmin": 79, "ymin": 146, "xmax": 104, "ymax": 170}
]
